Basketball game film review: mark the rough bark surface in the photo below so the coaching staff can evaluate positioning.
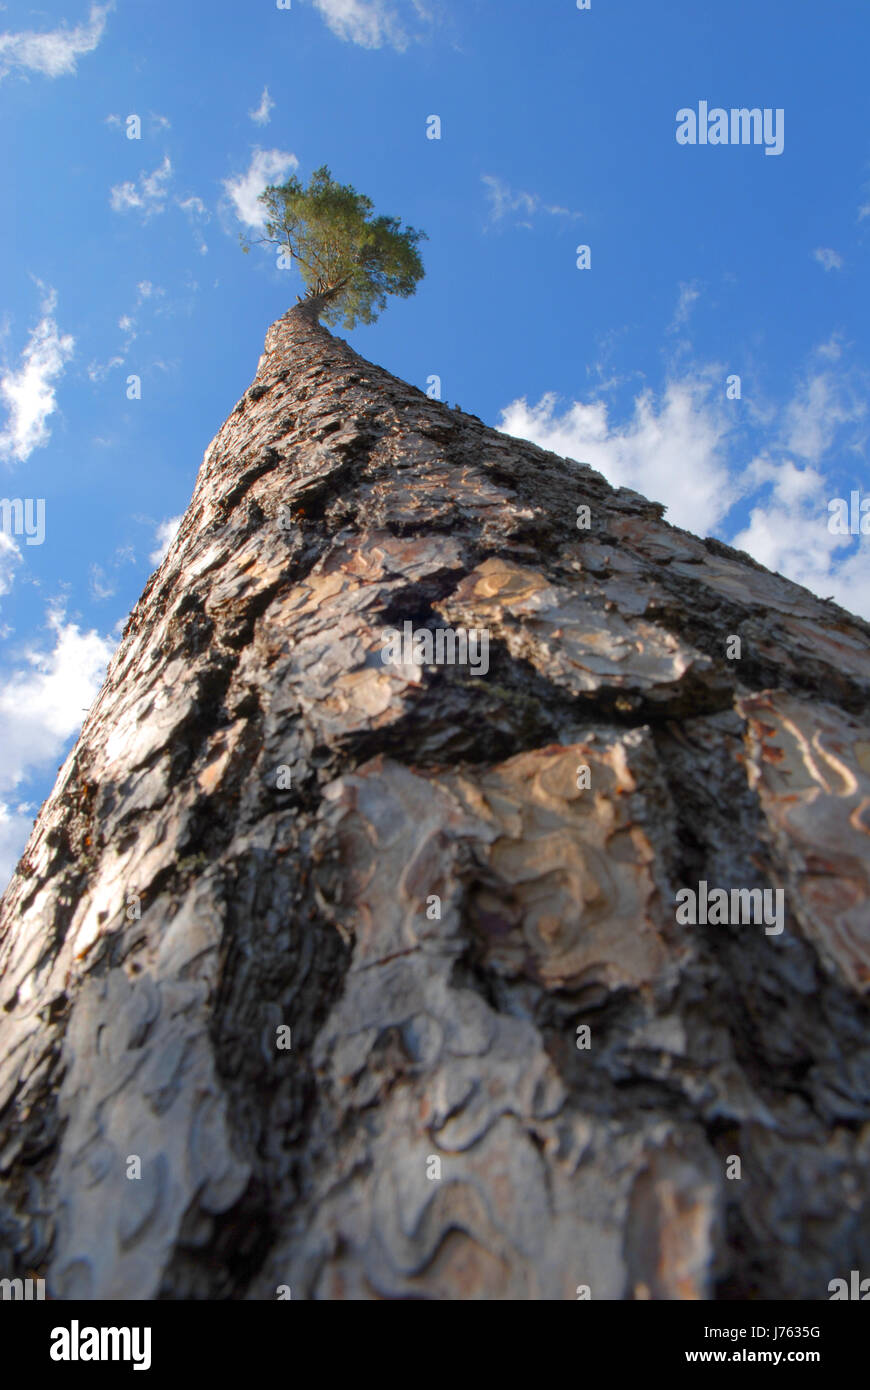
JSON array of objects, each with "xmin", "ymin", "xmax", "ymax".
[{"xmin": 1, "ymin": 302, "xmax": 869, "ymax": 1300}]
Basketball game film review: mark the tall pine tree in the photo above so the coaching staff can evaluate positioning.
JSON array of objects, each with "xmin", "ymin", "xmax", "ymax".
[{"xmin": 1, "ymin": 296, "xmax": 869, "ymax": 1300}]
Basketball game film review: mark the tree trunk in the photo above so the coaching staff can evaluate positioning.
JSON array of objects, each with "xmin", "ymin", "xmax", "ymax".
[{"xmin": 1, "ymin": 304, "xmax": 869, "ymax": 1301}]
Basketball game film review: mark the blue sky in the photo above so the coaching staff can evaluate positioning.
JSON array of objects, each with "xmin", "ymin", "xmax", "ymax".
[{"xmin": 0, "ymin": 0, "xmax": 868, "ymax": 884}]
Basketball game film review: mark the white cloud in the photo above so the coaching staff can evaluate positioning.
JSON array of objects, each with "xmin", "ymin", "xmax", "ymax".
[
  {"xmin": 500, "ymin": 331, "xmax": 870, "ymax": 620},
  {"xmin": 782, "ymin": 371, "xmax": 866, "ymax": 463},
  {"xmin": 0, "ymin": 609, "xmax": 114, "ymax": 885},
  {"xmin": 0, "ymin": 531, "xmax": 21, "ymax": 602},
  {"xmin": 482, "ymin": 174, "xmax": 582, "ymax": 227},
  {"xmin": 176, "ymin": 197, "xmax": 207, "ymax": 219},
  {"xmin": 150, "ymin": 514, "xmax": 182, "ymax": 565},
  {"xmin": 110, "ymin": 155, "xmax": 172, "ymax": 217},
  {"xmin": 87, "ymin": 353, "xmax": 124, "ymax": 383},
  {"xmin": 88, "ymin": 288, "xmax": 144, "ymax": 382},
  {"xmin": 0, "ymin": 611, "xmax": 113, "ymax": 793},
  {"xmin": 483, "ymin": 176, "xmax": 536, "ymax": 223},
  {"xmin": 89, "ymin": 563, "xmax": 115, "ymax": 600},
  {"xmin": 136, "ymin": 280, "xmax": 163, "ymax": 301},
  {"xmin": 669, "ymin": 280, "xmax": 701, "ymax": 331},
  {"xmin": 177, "ymin": 195, "xmax": 209, "ymax": 254},
  {"xmin": 499, "ymin": 374, "xmax": 737, "ymax": 534},
  {"xmin": 730, "ymin": 456, "xmax": 870, "ymax": 619},
  {"xmin": 223, "ymin": 148, "xmax": 298, "ymax": 229},
  {"xmin": 0, "ymin": 288, "xmax": 74, "ymax": 463},
  {"xmin": 812, "ymin": 247, "xmax": 843, "ymax": 271},
  {"xmin": 727, "ymin": 359, "xmax": 870, "ymax": 618},
  {"xmin": 823, "ymin": 543, "xmax": 870, "ymax": 619},
  {"xmin": 816, "ymin": 333, "xmax": 844, "ymax": 362},
  {"xmin": 0, "ymin": 2, "xmax": 112, "ymax": 80},
  {"xmin": 250, "ymin": 85, "xmax": 275, "ymax": 126},
  {"xmin": 307, "ymin": 0, "xmax": 412, "ymax": 49}
]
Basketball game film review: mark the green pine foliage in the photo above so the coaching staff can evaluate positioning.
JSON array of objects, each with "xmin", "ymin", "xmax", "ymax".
[{"xmin": 241, "ymin": 165, "xmax": 427, "ymax": 329}]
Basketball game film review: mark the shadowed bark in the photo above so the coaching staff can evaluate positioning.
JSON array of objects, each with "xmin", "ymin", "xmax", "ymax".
[{"xmin": 1, "ymin": 304, "xmax": 869, "ymax": 1300}]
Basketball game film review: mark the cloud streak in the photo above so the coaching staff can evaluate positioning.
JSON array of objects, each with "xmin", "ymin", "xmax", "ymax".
[
  {"xmin": 110, "ymin": 155, "xmax": 173, "ymax": 217},
  {"xmin": 223, "ymin": 148, "xmax": 298, "ymax": 229},
  {"xmin": 0, "ymin": 608, "xmax": 114, "ymax": 886},
  {"xmin": 500, "ymin": 374, "xmax": 736, "ymax": 534},
  {"xmin": 482, "ymin": 174, "xmax": 582, "ymax": 228},
  {"xmin": 499, "ymin": 340, "xmax": 870, "ymax": 619},
  {"xmin": 0, "ymin": 288, "xmax": 74, "ymax": 464},
  {"xmin": 782, "ymin": 369, "xmax": 865, "ymax": 463},
  {"xmin": 730, "ymin": 455, "xmax": 870, "ymax": 619},
  {"xmin": 306, "ymin": 0, "xmax": 417, "ymax": 50},
  {"xmin": 250, "ymin": 86, "xmax": 275, "ymax": 126},
  {"xmin": 812, "ymin": 247, "xmax": 843, "ymax": 271},
  {"xmin": 0, "ymin": 2, "xmax": 112, "ymax": 81},
  {"xmin": 150, "ymin": 515, "xmax": 182, "ymax": 566}
]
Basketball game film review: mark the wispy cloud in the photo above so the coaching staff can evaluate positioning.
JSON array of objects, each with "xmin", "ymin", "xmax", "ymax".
[
  {"xmin": 812, "ymin": 246, "xmax": 843, "ymax": 271},
  {"xmin": 0, "ymin": 610, "xmax": 114, "ymax": 780},
  {"xmin": 730, "ymin": 453, "xmax": 870, "ymax": 618},
  {"xmin": 89, "ymin": 563, "xmax": 115, "ymax": 601},
  {"xmin": 177, "ymin": 195, "xmax": 210, "ymax": 254},
  {"xmin": 305, "ymin": 0, "xmax": 430, "ymax": 50},
  {"xmin": 482, "ymin": 174, "xmax": 582, "ymax": 228},
  {"xmin": 0, "ymin": 288, "xmax": 74, "ymax": 464},
  {"xmin": 150, "ymin": 514, "xmax": 182, "ymax": 566},
  {"xmin": 0, "ymin": 2, "xmax": 112, "ymax": 81},
  {"xmin": 223, "ymin": 148, "xmax": 298, "ymax": 229},
  {"xmin": 0, "ymin": 532, "xmax": 21, "ymax": 606},
  {"xmin": 500, "ymin": 372, "xmax": 736, "ymax": 535},
  {"xmin": 87, "ymin": 281, "xmax": 165, "ymax": 382},
  {"xmin": 816, "ymin": 332, "xmax": 845, "ymax": 362},
  {"xmin": 668, "ymin": 280, "xmax": 701, "ymax": 332},
  {"xmin": 249, "ymin": 85, "xmax": 275, "ymax": 126},
  {"xmin": 176, "ymin": 198, "xmax": 206, "ymax": 218},
  {"xmin": 500, "ymin": 335, "xmax": 870, "ymax": 618},
  {"xmin": 110, "ymin": 155, "xmax": 172, "ymax": 217},
  {"xmin": 782, "ymin": 368, "xmax": 865, "ymax": 463},
  {"xmin": 0, "ymin": 606, "xmax": 114, "ymax": 885},
  {"xmin": 87, "ymin": 352, "xmax": 125, "ymax": 384}
]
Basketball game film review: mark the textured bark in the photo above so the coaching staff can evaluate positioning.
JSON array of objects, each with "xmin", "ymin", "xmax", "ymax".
[{"xmin": 1, "ymin": 302, "xmax": 870, "ymax": 1300}]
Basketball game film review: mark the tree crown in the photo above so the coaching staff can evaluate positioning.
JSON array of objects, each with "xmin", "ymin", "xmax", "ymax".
[{"xmin": 241, "ymin": 165, "xmax": 427, "ymax": 329}]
